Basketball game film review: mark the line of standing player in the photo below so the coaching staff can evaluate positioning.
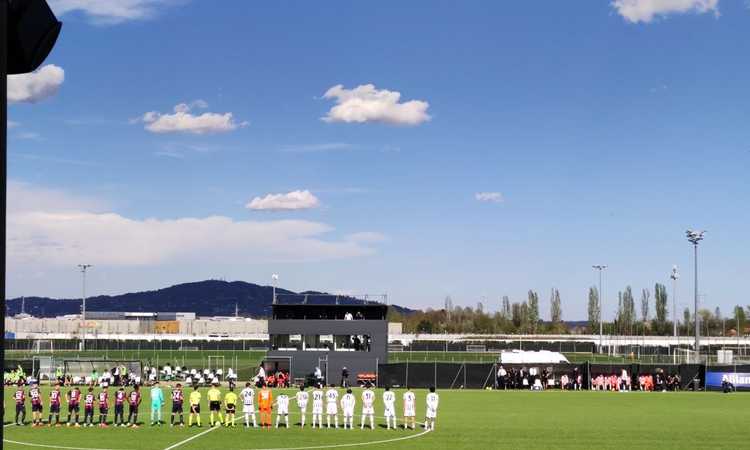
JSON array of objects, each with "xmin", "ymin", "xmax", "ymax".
[{"xmin": 10, "ymin": 381, "xmax": 439, "ymax": 431}]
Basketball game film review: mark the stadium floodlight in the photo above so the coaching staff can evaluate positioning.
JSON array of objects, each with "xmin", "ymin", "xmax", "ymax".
[
  {"xmin": 592, "ymin": 265, "xmax": 607, "ymax": 354},
  {"xmin": 685, "ymin": 229, "xmax": 705, "ymax": 358},
  {"xmin": 78, "ymin": 264, "xmax": 92, "ymax": 351},
  {"xmin": 670, "ymin": 265, "xmax": 679, "ymax": 337},
  {"xmin": 272, "ymin": 273, "xmax": 279, "ymax": 304},
  {"xmin": 2, "ymin": 0, "xmax": 62, "ymax": 358}
]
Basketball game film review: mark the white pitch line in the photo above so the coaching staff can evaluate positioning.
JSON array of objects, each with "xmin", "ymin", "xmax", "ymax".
[
  {"xmin": 162, "ymin": 422, "xmax": 224, "ymax": 450},
  {"xmin": 245, "ymin": 428, "xmax": 431, "ymax": 450},
  {"xmin": 2, "ymin": 439, "xmax": 123, "ymax": 450}
]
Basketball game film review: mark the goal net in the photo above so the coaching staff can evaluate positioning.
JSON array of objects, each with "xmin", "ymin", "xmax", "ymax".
[
  {"xmin": 32, "ymin": 339, "xmax": 54, "ymax": 353},
  {"xmin": 207, "ymin": 356, "xmax": 225, "ymax": 379},
  {"xmin": 467, "ymin": 344, "xmax": 487, "ymax": 352}
]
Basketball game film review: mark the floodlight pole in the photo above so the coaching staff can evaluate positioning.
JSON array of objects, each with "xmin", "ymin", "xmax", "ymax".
[
  {"xmin": 78, "ymin": 264, "xmax": 92, "ymax": 350},
  {"xmin": 592, "ymin": 265, "xmax": 607, "ymax": 354},
  {"xmin": 686, "ymin": 230, "xmax": 705, "ymax": 360},
  {"xmin": 670, "ymin": 266, "xmax": 679, "ymax": 337},
  {"xmin": 272, "ymin": 273, "xmax": 279, "ymax": 304}
]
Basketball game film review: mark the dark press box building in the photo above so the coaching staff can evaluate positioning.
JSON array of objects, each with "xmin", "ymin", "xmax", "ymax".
[{"xmin": 266, "ymin": 302, "xmax": 388, "ymax": 385}]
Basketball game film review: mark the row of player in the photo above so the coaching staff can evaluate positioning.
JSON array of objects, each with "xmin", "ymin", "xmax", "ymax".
[{"xmin": 10, "ymin": 382, "xmax": 440, "ymax": 431}]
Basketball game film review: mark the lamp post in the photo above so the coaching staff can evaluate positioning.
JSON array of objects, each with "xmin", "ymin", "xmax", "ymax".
[
  {"xmin": 686, "ymin": 230, "xmax": 705, "ymax": 359},
  {"xmin": 592, "ymin": 265, "xmax": 607, "ymax": 354},
  {"xmin": 670, "ymin": 266, "xmax": 679, "ymax": 337},
  {"xmin": 271, "ymin": 273, "xmax": 279, "ymax": 304},
  {"xmin": 78, "ymin": 264, "xmax": 92, "ymax": 350}
]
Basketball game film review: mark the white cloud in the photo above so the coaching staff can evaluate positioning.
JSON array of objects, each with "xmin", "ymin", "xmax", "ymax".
[
  {"xmin": 49, "ymin": 0, "xmax": 178, "ymax": 25},
  {"xmin": 138, "ymin": 101, "xmax": 247, "ymax": 135},
  {"xmin": 612, "ymin": 0, "xmax": 719, "ymax": 23},
  {"xmin": 322, "ymin": 84, "xmax": 430, "ymax": 126},
  {"xmin": 246, "ymin": 190, "xmax": 320, "ymax": 211},
  {"xmin": 475, "ymin": 192, "xmax": 504, "ymax": 203},
  {"xmin": 280, "ymin": 143, "xmax": 354, "ymax": 153},
  {"xmin": 346, "ymin": 232, "xmax": 388, "ymax": 243},
  {"xmin": 15, "ymin": 132, "xmax": 43, "ymax": 141},
  {"xmin": 8, "ymin": 65, "xmax": 65, "ymax": 104},
  {"xmin": 7, "ymin": 182, "xmax": 379, "ymax": 268}
]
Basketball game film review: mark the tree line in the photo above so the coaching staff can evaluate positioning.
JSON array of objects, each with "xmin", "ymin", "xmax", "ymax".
[{"xmin": 388, "ymin": 285, "xmax": 749, "ymax": 336}]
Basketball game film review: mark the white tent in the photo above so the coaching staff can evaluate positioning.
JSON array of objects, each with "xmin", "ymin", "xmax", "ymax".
[{"xmin": 500, "ymin": 350, "xmax": 569, "ymax": 364}]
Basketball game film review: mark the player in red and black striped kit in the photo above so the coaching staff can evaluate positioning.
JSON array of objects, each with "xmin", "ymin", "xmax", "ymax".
[
  {"xmin": 30, "ymin": 384, "xmax": 43, "ymax": 427},
  {"xmin": 14, "ymin": 383, "xmax": 26, "ymax": 426},
  {"xmin": 170, "ymin": 384, "xmax": 185, "ymax": 427},
  {"xmin": 98, "ymin": 387, "xmax": 110, "ymax": 427},
  {"xmin": 48, "ymin": 384, "xmax": 63, "ymax": 426},
  {"xmin": 114, "ymin": 387, "xmax": 127, "ymax": 426},
  {"xmin": 128, "ymin": 385, "xmax": 142, "ymax": 428},
  {"xmin": 84, "ymin": 388, "xmax": 96, "ymax": 427},
  {"xmin": 67, "ymin": 386, "xmax": 82, "ymax": 427}
]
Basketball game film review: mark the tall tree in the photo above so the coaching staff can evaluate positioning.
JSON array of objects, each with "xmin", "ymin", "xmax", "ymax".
[
  {"xmin": 550, "ymin": 288, "xmax": 562, "ymax": 327},
  {"xmin": 733, "ymin": 305, "xmax": 746, "ymax": 335},
  {"xmin": 683, "ymin": 307, "xmax": 692, "ymax": 335},
  {"xmin": 527, "ymin": 290, "xmax": 540, "ymax": 333},
  {"xmin": 640, "ymin": 288, "xmax": 650, "ymax": 328},
  {"xmin": 654, "ymin": 283, "xmax": 668, "ymax": 333},
  {"xmin": 444, "ymin": 296, "xmax": 453, "ymax": 320},
  {"xmin": 501, "ymin": 296, "xmax": 511, "ymax": 320},
  {"xmin": 511, "ymin": 302, "xmax": 523, "ymax": 329},
  {"xmin": 622, "ymin": 286, "xmax": 635, "ymax": 334},
  {"xmin": 588, "ymin": 286, "xmax": 600, "ymax": 333}
]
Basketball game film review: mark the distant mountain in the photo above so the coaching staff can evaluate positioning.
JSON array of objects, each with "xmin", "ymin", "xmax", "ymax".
[{"xmin": 5, "ymin": 280, "xmax": 416, "ymax": 318}]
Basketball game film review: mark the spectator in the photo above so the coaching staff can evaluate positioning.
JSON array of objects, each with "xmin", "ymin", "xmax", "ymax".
[
  {"xmin": 496, "ymin": 365, "xmax": 507, "ymax": 390},
  {"xmin": 344, "ymin": 311, "xmax": 354, "ymax": 321},
  {"xmin": 341, "ymin": 367, "xmax": 349, "ymax": 388}
]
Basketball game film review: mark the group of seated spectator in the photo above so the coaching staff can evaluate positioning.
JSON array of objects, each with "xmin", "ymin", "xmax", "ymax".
[
  {"xmin": 3, "ymin": 366, "xmax": 27, "ymax": 386},
  {"xmin": 495, "ymin": 365, "xmax": 583, "ymax": 390},
  {"xmin": 591, "ymin": 369, "xmax": 681, "ymax": 391},
  {"xmin": 262, "ymin": 370, "xmax": 290, "ymax": 388}
]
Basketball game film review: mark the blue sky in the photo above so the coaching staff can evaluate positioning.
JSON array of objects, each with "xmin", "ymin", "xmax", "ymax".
[{"xmin": 6, "ymin": 0, "xmax": 750, "ymax": 319}]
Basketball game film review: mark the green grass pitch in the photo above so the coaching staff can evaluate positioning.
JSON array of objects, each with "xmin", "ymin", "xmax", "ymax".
[{"xmin": 3, "ymin": 386, "xmax": 749, "ymax": 449}]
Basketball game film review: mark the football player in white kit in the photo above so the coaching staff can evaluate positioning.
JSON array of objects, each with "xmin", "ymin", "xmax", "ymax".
[
  {"xmin": 382, "ymin": 386, "xmax": 397, "ymax": 429},
  {"xmin": 340, "ymin": 388, "xmax": 355, "ymax": 429},
  {"xmin": 325, "ymin": 385, "xmax": 339, "ymax": 429},
  {"xmin": 402, "ymin": 388, "xmax": 416, "ymax": 430},
  {"xmin": 311, "ymin": 384, "xmax": 324, "ymax": 429},
  {"xmin": 240, "ymin": 382, "xmax": 256, "ymax": 428},
  {"xmin": 360, "ymin": 383, "xmax": 375, "ymax": 430},
  {"xmin": 425, "ymin": 386, "xmax": 439, "ymax": 431},
  {"xmin": 295, "ymin": 386, "xmax": 309, "ymax": 428},
  {"xmin": 275, "ymin": 393, "xmax": 290, "ymax": 428}
]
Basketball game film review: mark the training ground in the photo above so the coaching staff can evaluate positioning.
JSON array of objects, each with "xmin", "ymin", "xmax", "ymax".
[{"xmin": 3, "ymin": 386, "xmax": 749, "ymax": 450}]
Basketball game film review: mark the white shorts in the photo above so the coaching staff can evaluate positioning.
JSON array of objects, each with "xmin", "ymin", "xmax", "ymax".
[
  {"xmin": 312, "ymin": 402, "xmax": 323, "ymax": 415},
  {"xmin": 278, "ymin": 406, "xmax": 288, "ymax": 415},
  {"xmin": 343, "ymin": 408, "xmax": 354, "ymax": 418},
  {"xmin": 384, "ymin": 407, "xmax": 395, "ymax": 418},
  {"xmin": 326, "ymin": 403, "xmax": 338, "ymax": 415},
  {"xmin": 297, "ymin": 402, "xmax": 307, "ymax": 412},
  {"xmin": 426, "ymin": 407, "xmax": 437, "ymax": 419},
  {"xmin": 404, "ymin": 406, "xmax": 415, "ymax": 417},
  {"xmin": 242, "ymin": 404, "xmax": 254, "ymax": 414},
  {"xmin": 362, "ymin": 405, "xmax": 374, "ymax": 415}
]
